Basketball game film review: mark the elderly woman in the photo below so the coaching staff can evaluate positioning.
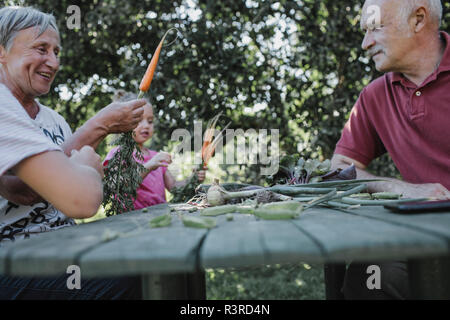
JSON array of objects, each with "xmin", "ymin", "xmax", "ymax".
[{"xmin": 0, "ymin": 7, "xmax": 143, "ymax": 299}]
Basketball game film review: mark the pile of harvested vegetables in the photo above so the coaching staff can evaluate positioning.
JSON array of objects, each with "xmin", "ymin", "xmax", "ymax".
[{"xmin": 149, "ymin": 155, "xmax": 427, "ymax": 229}]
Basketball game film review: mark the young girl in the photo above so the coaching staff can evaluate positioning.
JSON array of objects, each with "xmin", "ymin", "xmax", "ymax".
[{"xmin": 103, "ymin": 91, "xmax": 205, "ymax": 209}]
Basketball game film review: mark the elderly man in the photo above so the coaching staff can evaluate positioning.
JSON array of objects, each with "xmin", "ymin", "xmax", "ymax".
[
  {"xmin": 0, "ymin": 7, "xmax": 144, "ymax": 299},
  {"xmin": 331, "ymin": 0, "xmax": 450, "ymax": 299}
]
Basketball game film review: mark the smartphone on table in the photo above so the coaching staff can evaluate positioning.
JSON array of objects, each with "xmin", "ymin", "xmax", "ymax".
[{"xmin": 384, "ymin": 200, "xmax": 450, "ymax": 214}]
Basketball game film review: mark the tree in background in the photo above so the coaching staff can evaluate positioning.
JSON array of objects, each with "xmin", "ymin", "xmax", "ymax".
[{"xmin": 5, "ymin": 0, "xmax": 449, "ymax": 184}]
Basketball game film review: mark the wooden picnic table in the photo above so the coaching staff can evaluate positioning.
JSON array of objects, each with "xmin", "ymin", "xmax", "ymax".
[{"xmin": 0, "ymin": 203, "xmax": 449, "ymax": 299}]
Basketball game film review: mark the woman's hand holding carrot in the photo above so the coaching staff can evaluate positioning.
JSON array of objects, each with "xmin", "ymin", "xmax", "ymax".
[{"xmin": 95, "ymin": 99, "xmax": 146, "ymax": 134}]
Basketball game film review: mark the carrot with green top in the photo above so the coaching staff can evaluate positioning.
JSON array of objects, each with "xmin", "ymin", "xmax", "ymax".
[
  {"xmin": 138, "ymin": 28, "xmax": 177, "ymax": 98},
  {"xmin": 201, "ymin": 112, "xmax": 230, "ymax": 169}
]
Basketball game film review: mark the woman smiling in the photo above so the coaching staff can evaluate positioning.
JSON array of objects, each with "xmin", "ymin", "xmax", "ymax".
[{"xmin": 0, "ymin": 7, "xmax": 141, "ymax": 299}]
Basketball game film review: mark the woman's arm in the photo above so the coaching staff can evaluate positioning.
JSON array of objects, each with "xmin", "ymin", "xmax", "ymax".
[
  {"xmin": 0, "ymin": 174, "xmax": 43, "ymax": 205},
  {"xmin": 61, "ymin": 99, "xmax": 146, "ymax": 155},
  {"xmin": 13, "ymin": 147, "xmax": 104, "ymax": 219}
]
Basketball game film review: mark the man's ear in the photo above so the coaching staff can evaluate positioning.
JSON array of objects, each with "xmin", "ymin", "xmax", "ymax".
[{"xmin": 413, "ymin": 6, "xmax": 427, "ymax": 33}]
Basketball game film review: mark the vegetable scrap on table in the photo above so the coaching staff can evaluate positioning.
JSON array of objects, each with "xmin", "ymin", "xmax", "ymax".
[{"xmin": 153, "ymin": 155, "xmax": 429, "ymax": 229}]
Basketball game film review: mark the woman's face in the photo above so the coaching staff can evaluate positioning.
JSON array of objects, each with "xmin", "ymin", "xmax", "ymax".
[
  {"xmin": 0, "ymin": 26, "xmax": 60, "ymax": 97},
  {"xmin": 133, "ymin": 103, "xmax": 154, "ymax": 145}
]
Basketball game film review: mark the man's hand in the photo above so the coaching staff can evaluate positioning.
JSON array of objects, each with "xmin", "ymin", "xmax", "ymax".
[
  {"xmin": 331, "ymin": 153, "xmax": 450, "ymax": 200},
  {"xmin": 95, "ymin": 99, "xmax": 146, "ymax": 134},
  {"xmin": 144, "ymin": 152, "xmax": 172, "ymax": 172},
  {"xmin": 0, "ymin": 175, "xmax": 44, "ymax": 206},
  {"xmin": 70, "ymin": 146, "xmax": 104, "ymax": 178},
  {"xmin": 400, "ymin": 182, "xmax": 450, "ymax": 200}
]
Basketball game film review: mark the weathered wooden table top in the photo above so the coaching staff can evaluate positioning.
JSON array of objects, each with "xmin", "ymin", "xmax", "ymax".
[{"xmin": 1, "ymin": 203, "xmax": 449, "ymax": 277}]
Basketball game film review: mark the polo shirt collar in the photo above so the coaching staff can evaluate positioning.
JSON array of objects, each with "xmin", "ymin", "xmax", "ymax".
[
  {"xmin": 390, "ymin": 31, "xmax": 450, "ymax": 85},
  {"xmin": 437, "ymin": 31, "xmax": 450, "ymax": 72},
  {"xmin": 390, "ymin": 72, "xmax": 404, "ymax": 84}
]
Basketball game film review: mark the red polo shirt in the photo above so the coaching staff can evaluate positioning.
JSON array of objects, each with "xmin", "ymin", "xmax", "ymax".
[{"xmin": 335, "ymin": 31, "xmax": 450, "ymax": 190}]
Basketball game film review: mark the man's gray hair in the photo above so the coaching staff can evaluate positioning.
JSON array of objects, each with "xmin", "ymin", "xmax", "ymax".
[
  {"xmin": 398, "ymin": 0, "xmax": 443, "ymax": 28},
  {"xmin": 0, "ymin": 6, "xmax": 59, "ymax": 52}
]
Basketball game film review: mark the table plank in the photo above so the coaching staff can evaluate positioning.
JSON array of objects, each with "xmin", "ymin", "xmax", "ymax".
[
  {"xmin": 200, "ymin": 212, "xmax": 324, "ymax": 269},
  {"xmin": 334, "ymin": 206, "xmax": 450, "ymax": 240},
  {"xmin": 293, "ymin": 208, "xmax": 449, "ymax": 262},
  {"xmin": 200, "ymin": 207, "xmax": 449, "ymax": 269},
  {"xmin": 0, "ymin": 204, "xmax": 171, "ymax": 276},
  {"xmin": 78, "ymin": 214, "xmax": 208, "ymax": 276}
]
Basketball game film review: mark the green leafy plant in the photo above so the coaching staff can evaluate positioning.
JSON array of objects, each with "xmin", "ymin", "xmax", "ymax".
[
  {"xmin": 266, "ymin": 154, "xmax": 358, "ymax": 186},
  {"xmin": 102, "ymin": 132, "xmax": 144, "ymax": 216},
  {"xmin": 170, "ymin": 174, "xmax": 200, "ymax": 204}
]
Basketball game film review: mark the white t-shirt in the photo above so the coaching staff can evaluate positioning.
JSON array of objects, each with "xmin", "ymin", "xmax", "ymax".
[{"xmin": 0, "ymin": 84, "xmax": 75, "ymax": 242}]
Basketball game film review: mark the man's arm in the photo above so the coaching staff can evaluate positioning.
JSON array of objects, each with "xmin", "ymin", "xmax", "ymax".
[
  {"xmin": 61, "ymin": 99, "xmax": 146, "ymax": 155},
  {"xmin": 331, "ymin": 154, "xmax": 450, "ymax": 199},
  {"xmin": 12, "ymin": 147, "xmax": 104, "ymax": 219}
]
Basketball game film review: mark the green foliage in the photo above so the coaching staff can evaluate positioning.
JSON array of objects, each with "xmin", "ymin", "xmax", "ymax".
[
  {"xmin": 206, "ymin": 263, "xmax": 325, "ymax": 300},
  {"xmin": 267, "ymin": 155, "xmax": 332, "ymax": 185},
  {"xmin": 170, "ymin": 173, "xmax": 200, "ymax": 203},
  {"xmin": 102, "ymin": 132, "xmax": 144, "ymax": 216},
  {"xmin": 8, "ymin": 0, "xmax": 450, "ymax": 182}
]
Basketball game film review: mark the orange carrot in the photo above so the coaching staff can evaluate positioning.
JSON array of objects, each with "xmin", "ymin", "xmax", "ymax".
[
  {"xmin": 201, "ymin": 140, "xmax": 211, "ymax": 165},
  {"xmin": 201, "ymin": 113, "xmax": 231, "ymax": 169},
  {"xmin": 138, "ymin": 29, "xmax": 176, "ymax": 98},
  {"xmin": 202, "ymin": 129, "xmax": 228, "ymax": 168}
]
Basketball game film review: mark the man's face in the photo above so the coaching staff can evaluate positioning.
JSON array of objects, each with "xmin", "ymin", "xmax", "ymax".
[
  {"xmin": 0, "ymin": 26, "xmax": 60, "ymax": 97},
  {"xmin": 361, "ymin": 0, "xmax": 415, "ymax": 73}
]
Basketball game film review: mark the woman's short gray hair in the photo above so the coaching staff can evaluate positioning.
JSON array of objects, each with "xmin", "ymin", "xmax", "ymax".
[
  {"xmin": 0, "ymin": 6, "xmax": 59, "ymax": 52},
  {"xmin": 398, "ymin": 0, "xmax": 443, "ymax": 28}
]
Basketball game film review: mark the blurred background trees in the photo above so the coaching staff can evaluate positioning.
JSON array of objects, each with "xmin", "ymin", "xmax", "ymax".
[{"xmin": 4, "ymin": 0, "xmax": 450, "ymax": 184}]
